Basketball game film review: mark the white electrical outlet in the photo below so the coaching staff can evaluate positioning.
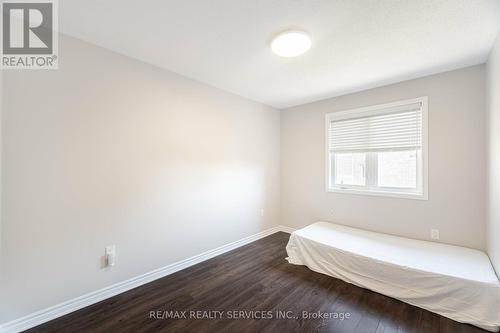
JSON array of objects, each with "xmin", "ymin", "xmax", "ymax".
[
  {"xmin": 260, "ymin": 209, "xmax": 265, "ymax": 217},
  {"xmin": 105, "ymin": 245, "xmax": 116, "ymax": 267},
  {"xmin": 431, "ymin": 229, "xmax": 440, "ymax": 240}
]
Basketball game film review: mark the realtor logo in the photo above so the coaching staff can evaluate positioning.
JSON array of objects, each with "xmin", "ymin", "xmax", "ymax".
[{"xmin": 1, "ymin": 0, "xmax": 58, "ymax": 69}]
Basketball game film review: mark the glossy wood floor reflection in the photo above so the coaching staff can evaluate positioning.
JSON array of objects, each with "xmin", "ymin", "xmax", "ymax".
[{"xmin": 27, "ymin": 232, "xmax": 486, "ymax": 333}]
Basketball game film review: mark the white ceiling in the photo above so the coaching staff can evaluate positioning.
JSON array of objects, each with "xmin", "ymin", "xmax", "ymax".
[{"xmin": 59, "ymin": 0, "xmax": 500, "ymax": 109}]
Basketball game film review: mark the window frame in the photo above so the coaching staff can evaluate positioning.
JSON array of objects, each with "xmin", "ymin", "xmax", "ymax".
[{"xmin": 325, "ymin": 97, "xmax": 428, "ymax": 200}]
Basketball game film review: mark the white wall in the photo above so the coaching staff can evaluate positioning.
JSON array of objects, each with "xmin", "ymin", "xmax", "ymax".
[
  {"xmin": 487, "ymin": 32, "xmax": 500, "ymax": 273},
  {"xmin": 0, "ymin": 70, "xmax": 2, "ymax": 257},
  {"xmin": 281, "ymin": 65, "xmax": 486, "ymax": 250},
  {"xmin": 0, "ymin": 35, "xmax": 280, "ymax": 323},
  {"xmin": 0, "ymin": 32, "xmax": 494, "ymax": 325}
]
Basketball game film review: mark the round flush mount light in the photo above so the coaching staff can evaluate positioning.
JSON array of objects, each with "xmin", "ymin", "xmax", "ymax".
[{"xmin": 271, "ymin": 30, "xmax": 311, "ymax": 57}]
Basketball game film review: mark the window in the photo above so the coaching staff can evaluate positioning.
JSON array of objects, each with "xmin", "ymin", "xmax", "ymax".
[{"xmin": 326, "ymin": 97, "xmax": 428, "ymax": 199}]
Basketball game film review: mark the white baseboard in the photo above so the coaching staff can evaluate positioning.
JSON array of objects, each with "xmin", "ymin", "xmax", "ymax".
[
  {"xmin": 0, "ymin": 225, "xmax": 294, "ymax": 333},
  {"xmin": 279, "ymin": 225, "xmax": 296, "ymax": 234}
]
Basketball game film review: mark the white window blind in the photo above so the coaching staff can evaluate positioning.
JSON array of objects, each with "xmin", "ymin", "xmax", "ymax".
[
  {"xmin": 326, "ymin": 97, "xmax": 428, "ymax": 200},
  {"xmin": 329, "ymin": 102, "xmax": 423, "ymax": 153}
]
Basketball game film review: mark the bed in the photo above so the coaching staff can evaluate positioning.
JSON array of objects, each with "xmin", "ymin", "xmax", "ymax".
[{"xmin": 286, "ymin": 222, "xmax": 500, "ymax": 332}]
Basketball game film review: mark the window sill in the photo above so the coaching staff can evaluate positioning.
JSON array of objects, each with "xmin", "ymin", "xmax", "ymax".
[{"xmin": 327, "ymin": 187, "xmax": 428, "ymax": 201}]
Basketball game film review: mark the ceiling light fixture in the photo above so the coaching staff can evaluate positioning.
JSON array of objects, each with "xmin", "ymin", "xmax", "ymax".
[{"xmin": 270, "ymin": 30, "xmax": 311, "ymax": 57}]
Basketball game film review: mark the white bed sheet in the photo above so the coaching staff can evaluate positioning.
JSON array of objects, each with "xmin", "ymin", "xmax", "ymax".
[{"xmin": 286, "ymin": 222, "xmax": 500, "ymax": 332}]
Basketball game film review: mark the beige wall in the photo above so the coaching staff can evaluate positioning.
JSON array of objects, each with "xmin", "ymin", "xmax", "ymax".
[
  {"xmin": 0, "ymin": 35, "xmax": 280, "ymax": 322},
  {"xmin": 487, "ymin": 32, "xmax": 500, "ymax": 273},
  {"xmin": 281, "ymin": 65, "xmax": 486, "ymax": 250}
]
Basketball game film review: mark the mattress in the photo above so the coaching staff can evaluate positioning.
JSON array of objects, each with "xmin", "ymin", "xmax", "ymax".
[{"xmin": 286, "ymin": 222, "xmax": 500, "ymax": 332}]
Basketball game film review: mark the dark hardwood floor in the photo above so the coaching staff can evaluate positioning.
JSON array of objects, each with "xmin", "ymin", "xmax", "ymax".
[{"xmin": 27, "ymin": 232, "xmax": 486, "ymax": 333}]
